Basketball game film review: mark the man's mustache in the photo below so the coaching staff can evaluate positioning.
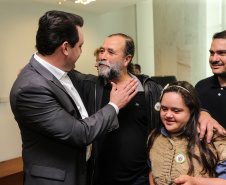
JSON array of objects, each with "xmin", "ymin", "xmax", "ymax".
[
  {"xmin": 98, "ymin": 61, "xmax": 110, "ymax": 67},
  {"xmin": 210, "ymin": 61, "xmax": 224, "ymax": 65}
]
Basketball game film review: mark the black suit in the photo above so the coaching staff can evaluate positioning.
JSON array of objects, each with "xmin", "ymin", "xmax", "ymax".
[{"xmin": 10, "ymin": 56, "xmax": 119, "ymax": 185}]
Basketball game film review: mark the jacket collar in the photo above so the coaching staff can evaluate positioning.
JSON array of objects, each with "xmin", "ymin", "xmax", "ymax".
[{"xmin": 29, "ymin": 55, "xmax": 67, "ymax": 93}]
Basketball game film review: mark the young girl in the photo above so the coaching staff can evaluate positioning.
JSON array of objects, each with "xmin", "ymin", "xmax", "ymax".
[{"xmin": 147, "ymin": 81, "xmax": 226, "ymax": 185}]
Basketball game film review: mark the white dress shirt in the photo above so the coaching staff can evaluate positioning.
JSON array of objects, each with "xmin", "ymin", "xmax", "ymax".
[{"xmin": 34, "ymin": 53, "xmax": 88, "ymax": 119}]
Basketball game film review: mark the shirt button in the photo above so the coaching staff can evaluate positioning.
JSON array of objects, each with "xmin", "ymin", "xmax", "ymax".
[
  {"xmin": 221, "ymin": 88, "xmax": 223, "ymax": 90},
  {"xmin": 218, "ymin": 93, "xmax": 221, "ymax": 96}
]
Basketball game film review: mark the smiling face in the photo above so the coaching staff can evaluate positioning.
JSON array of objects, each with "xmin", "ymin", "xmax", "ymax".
[
  {"xmin": 98, "ymin": 35, "xmax": 127, "ymax": 80},
  {"xmin": 160, "ymin": 92, "xmax": 191, "ymax": 137},
  {"xmin": 209, "ymin": 38, "xmax": 226, "ymax": 78}
]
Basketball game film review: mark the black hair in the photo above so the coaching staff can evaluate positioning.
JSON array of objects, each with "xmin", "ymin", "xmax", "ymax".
[
  {"xmin": 213, "ymin": 30, "xmax": 226, "ymax": 39},
  {"xmin": 36, "ymin": 10, "xmax": 83, "ymax": 56}
]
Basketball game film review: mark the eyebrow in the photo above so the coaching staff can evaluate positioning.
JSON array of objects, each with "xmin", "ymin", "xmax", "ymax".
[
  {"xmin": 161, "ymin": 105, "xmax": 183, "ymax": 110},
  {"xmin": 100, "ymin": 47, "xmax": 115, "ymax": 53},
  {"xmin": 209, "ymin": 49, "xmax": 226, "ymax": 53}
]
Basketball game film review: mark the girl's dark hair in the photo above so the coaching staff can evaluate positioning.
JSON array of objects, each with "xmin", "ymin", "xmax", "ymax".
[
  {"xmin": 147, "ymin": 81, "xmax": 219, "ymax": 177},
  {"xmin": 36, "ymin": 10, "xmax": 84, "ymax": 56}
]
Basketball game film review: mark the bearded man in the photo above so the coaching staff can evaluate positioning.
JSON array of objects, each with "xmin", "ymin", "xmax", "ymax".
[{"xmin": 69, "ymin": 33, "xmax": 225, "ymax": 185}]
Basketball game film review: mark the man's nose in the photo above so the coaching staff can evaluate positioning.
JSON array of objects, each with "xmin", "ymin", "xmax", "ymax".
[
  {"xmin": 210, "ymin": 53, "xmax": 220, "ymax": 61},
  {"xmin": 99, "ymin": 51, "xmax": 107, "ymax": 60}
]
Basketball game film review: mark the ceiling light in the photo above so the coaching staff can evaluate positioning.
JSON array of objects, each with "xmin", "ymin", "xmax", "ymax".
[{"xmin": 74, "ymin": 0, "xmax": 96, "ymax": 5}]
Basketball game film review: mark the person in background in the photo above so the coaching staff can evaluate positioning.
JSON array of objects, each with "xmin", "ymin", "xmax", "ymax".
[
  {"xmin": 10, "ymin": 10, "xmax": 138, "ymax": 185},
  {"xmin": 134, "ymin": 63, "xmax": 141, "ymax": 75},
  {"xmin": 147, "ymin": 81, "xmax": 226, "ymax": 185},
  {"xmin": 71, "ymin": 33, "xmax": 226, "ymax": 185},
  {"xmin": 195, "ymin": 30, "xmax": 226, "ymax": 129},
  {"xmin": 94, "ymin": 47, "xmax": 101, "ymax": 75}
]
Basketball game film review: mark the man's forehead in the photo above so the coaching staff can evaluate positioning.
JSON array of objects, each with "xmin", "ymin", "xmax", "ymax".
[
  {"xmin": 102, "ymin": 36, "xmax": 125, "ymax": 49},
  {"xmin": 210, "ymin": 39, "xmax": 226, "ymax": 50},
  {"xmin": 211, "ymin": 38, "xmax": 226, "ymax": 46}
]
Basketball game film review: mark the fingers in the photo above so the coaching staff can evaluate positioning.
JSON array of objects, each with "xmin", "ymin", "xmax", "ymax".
[
  {"xmin": 111, "ymin": 82, "xmax": 117, "ymax": 92},
  {"xmin": 118, "ymin": 78, "xmax": 134, "ymax": 90},
  {"xmin": 198, "ymin": 111, "xmax": 213, "ymax": 142},
  {"xmin": 120, "ymin": 79, "xmax": 138, "ymax": 92},
  {"xmin": 17, "ymin": 65, "xmax": 26, "ymax": 76},
  {"xmin": 127, "ymin": 89, "xmax": 138, "ymax": 101},
  {"xmin": 198, "ymin": 121, "xmax": 207, "ymax": 141},
  {"xmin": 174, "ymin": 175, "xmax": 186, "ymax": 184},
  {"xmin": 197, "ymin": 124, "xmax": 200, "ymax": 134},
  {"xmin": 126, "ymin": 81, "xmax": 139, "ymax": 95},
  {"xmin": 109, "ymin": 79, "xmax": 138, "ymax": 110},
  {"xmin": 213, "ymin": 120, "xmax": 226, "ymax": 136},
  {"xmin": 199, "ymin": 110, "xmax": 226, "ymax": 143},
  {"xmin": 110, "ymin": 80, "xmax": 138, "ymax": 95},
  {"xmin": 206, "ymin": 121, "xmax": 214, "ymax": 143}
]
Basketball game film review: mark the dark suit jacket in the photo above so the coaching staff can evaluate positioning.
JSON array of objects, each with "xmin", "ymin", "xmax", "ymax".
[{"xmin": 10, "ymin": 56, "xmax": 119, "ymax": 185}]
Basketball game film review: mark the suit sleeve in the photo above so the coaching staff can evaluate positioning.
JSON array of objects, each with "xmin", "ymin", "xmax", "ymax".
[{"xmin": 12, "ymin": 84, "xmax": 119, "ymax": 147}]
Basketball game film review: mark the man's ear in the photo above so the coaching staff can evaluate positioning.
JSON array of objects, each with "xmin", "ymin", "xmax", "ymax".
[
  {"xmin": 124, "ymin": 54, "xmax": 132, "ymax": 67},
  {"xmin": 62, "ymin": 41, "xmax": 69, "ymax": 55}
]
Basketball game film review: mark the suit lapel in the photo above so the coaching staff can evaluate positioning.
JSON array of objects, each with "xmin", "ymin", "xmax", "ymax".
[
  {"xmin": 29, "ymin": 56, "xmax": 67, "ymax": 93},
  {"xmin": 67, "ymin": 71, "xmax": 83, "ymax": 97},
  {"xmin": 29, "ymin": 55, "xmax": 82, "ymax": 119},
  {"xmin": 96, "ymin": 77, "xmax": 105, "ymax": 110}
]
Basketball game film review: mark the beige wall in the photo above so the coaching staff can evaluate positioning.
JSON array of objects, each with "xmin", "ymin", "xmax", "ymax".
[
  {"xmin": 0, "ymin": 1, "xmax": 138, "ymax": 161},
  {"xmin": 153, "ymin": 0, "xmax": 207, "ymax": 85},
  {"xmin": 136, "ymin": 0, "xmax": 155, "ymax": 77}
]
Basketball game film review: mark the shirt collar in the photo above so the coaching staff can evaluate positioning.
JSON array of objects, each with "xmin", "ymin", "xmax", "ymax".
[
  {"xmin": 161, "ymin": 127, "xmax": 185, "ymax": 138},
  {"xmin": 129, "ymin": 73, "xmax": 144, "ymax": 91},
  {"xmin": 212, "ymin": 75, "xmax": 222, "ymax": 88},
  {"xmin": 34, "ymin": 52, "xmax": 67, "ymax": 80}
]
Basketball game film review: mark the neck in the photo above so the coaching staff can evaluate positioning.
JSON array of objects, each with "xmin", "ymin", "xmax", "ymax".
[
  {"xmin": 37, "ymin": 51, "xmax": 67, "ymax": 72},
  {"xmin": 218, "ymin": 76, "xmax": 226, "ymax": 87},
  {"xmin": 108, "ymin": 71, "xmax": 132, "ymax": 89}
]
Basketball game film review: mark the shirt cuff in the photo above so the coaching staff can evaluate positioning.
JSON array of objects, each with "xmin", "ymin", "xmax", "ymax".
[
  {"xmin": 108, "ymin": 102, "xmax": 119, "ymax": 115},
  {"xmin": 200, "ymin": 108, "xmax": 211, "ymax": 116}
]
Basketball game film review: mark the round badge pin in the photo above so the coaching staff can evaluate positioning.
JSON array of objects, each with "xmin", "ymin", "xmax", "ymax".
[
  {"xmin": 175, "ymin": 153, "xmax": 186, "ymax": 164},
  {"xmin": 154, "ymin": 102, "xmax": 161, "ymax": 111}
]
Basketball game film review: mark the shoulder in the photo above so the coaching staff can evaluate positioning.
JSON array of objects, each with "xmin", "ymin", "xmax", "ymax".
[
  {"xmin": 68, "ymin": 70, "xmax": 102, "ymax": 89},
  {"xmin": 136, "ymin": 74, "xmax": 163, "ymax": 91},
  {"xmin": 195, "ymin": 76, "xmax": 215, "ymax": 88},
  {"xmin": 68, "ymin": 70, "xmax": 97, "ymax": 81},
  {"xmin": 12, "ymin": 65, "xmax": 47, "ymax": 91},
  {"xmin": 151, "ymin": 134, "xmax": 167, "ymax": 146},
  {"xmin": 212, "ymin": 135, "xmax": 226, "ymax": 163}
]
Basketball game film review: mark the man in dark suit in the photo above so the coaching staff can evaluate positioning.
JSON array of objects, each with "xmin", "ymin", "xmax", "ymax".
[{"xmin": 10, "ymin": 10, "xmax": 138, "ymax": 185}]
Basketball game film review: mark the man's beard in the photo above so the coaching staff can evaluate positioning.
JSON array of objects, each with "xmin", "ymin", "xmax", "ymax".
[{"xmin": 98, "ymin": 60, "xmax": 124, "ymax": 81}]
